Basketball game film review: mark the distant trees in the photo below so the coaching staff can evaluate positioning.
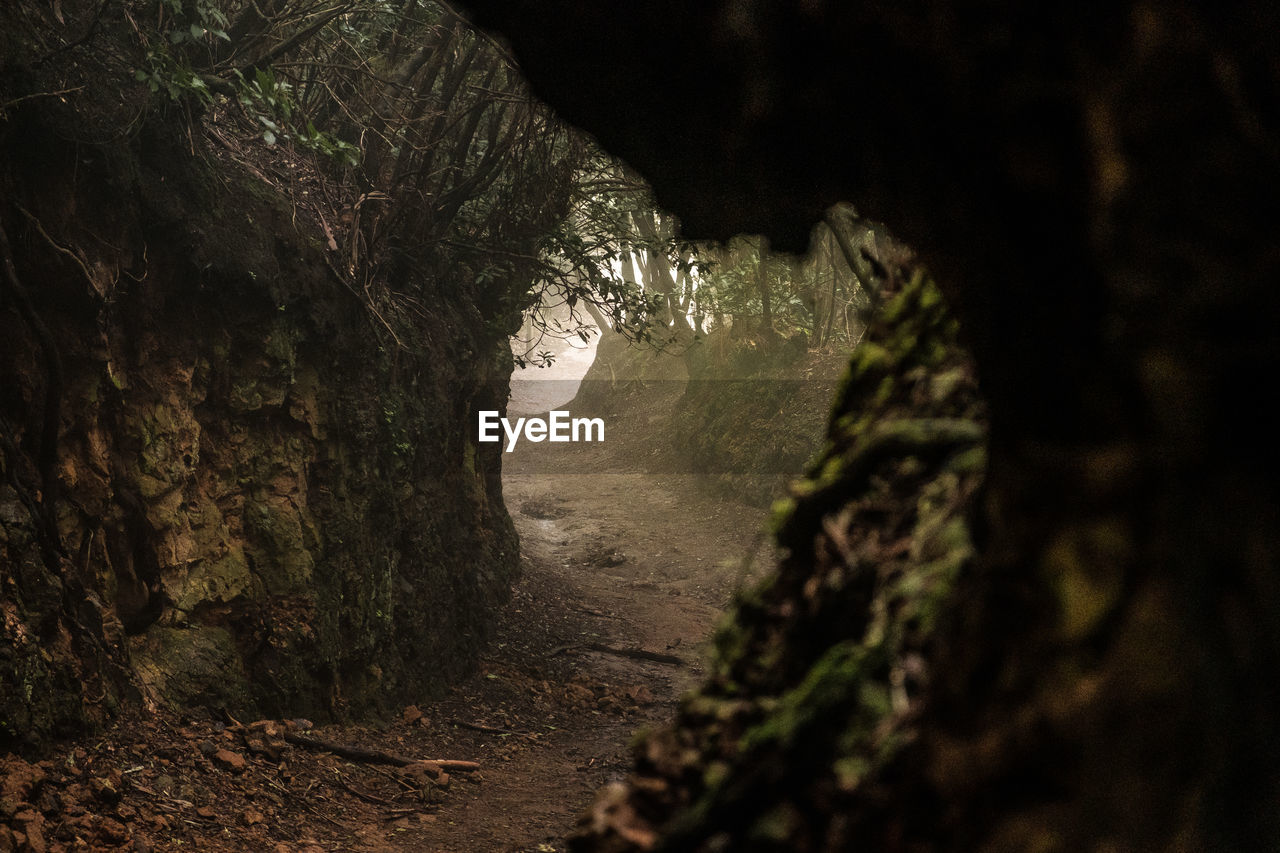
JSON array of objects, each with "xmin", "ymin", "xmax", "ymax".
[
  {"xmin": 657, "ymin": 209, "xmax": 899, "ymax": 353},
  {"xmin": 535, "ymin": 190, "xmax": 902, "ymax": 363}
]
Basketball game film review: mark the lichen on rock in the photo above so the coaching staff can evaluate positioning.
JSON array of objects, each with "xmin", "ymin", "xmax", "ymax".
[{"xmin": 570, "ymin": 266, "xmax": 987, "ymax": 851}]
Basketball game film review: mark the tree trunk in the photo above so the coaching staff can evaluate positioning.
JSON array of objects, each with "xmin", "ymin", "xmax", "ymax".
[{"xmin": 755, "ymin": 239, "xmax": 773, "ymax": 342}]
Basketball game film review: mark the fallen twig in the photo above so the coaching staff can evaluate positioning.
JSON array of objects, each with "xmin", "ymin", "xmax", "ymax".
[
  {"xmin": 334, "ymin": 773, "xmax": 391, "ymax": 805},
  {"xmin": 584, "ymin": 642, "xmax": 684, "ymax": 666},
  {"xmin": 452, "ymin": 719, "xmax": 531, "ymax": 737},
  {"xmin": 284, "ymin": 733, "xmax": 414, "ymax": 766},
  {"xmin": 571, "ymin": 605, "xmax": 622, "ymax": 619},
  {"xmin": 283, "ymin": 732, "xmax": 479, "ymax": 772}
]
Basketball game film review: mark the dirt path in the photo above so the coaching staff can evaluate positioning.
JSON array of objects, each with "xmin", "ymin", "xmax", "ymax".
[
  {"xmin": 422, "ymin": 455, "xmax": 770, "ymax": 852},
  {"xmin": 1, "ymin": 434, "xmax": 771, "ymax": 853}
]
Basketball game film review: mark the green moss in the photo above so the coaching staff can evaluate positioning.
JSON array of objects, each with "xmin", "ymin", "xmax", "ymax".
[
  {"xmin": 851, "ymin": 342, "xmax": 892, "ymax": 378},
  {"xmin": 748, "ymin": 804, "xmax": 800, "ymax": 842},
  {"xmin": 607, "ymin": 264, "xmax": 988, "ymax": 848},
  {"xmin": 171, "ymin": 548, "xmax": 252, "ymax": 613},
  {"xmin": 1043, "ymin": 519, "xmax": 1132, "ymax": 642},
  {"xmin": 244, "ymin": 497, "xmax": 316, "ymax": 594},
  {"xmin": 739, "ymin": 642, "xmax": 872, "ymax": 753},
  {"xmin": 130, "ymin": 625, "xmax": 251, "ymax": 710}
]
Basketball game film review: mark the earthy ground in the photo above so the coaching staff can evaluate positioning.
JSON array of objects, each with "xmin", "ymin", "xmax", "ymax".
[{"xmin": 1, "ymin": 401, "xmax": 772, "ymax": 852}]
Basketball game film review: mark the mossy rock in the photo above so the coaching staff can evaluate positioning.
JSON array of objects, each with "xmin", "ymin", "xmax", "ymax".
[
  {"xmin": 130, "ymin": 626, "xmax": 253, "ymax": 711},
  {"xmin": 570, "ymin": 266, "xmax": 987, "ymax": 851}
]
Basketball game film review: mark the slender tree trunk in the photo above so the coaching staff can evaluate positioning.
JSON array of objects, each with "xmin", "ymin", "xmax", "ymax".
[{"xmin": 756, "ymin": 239, "xmax": 773, "ymax": 342}]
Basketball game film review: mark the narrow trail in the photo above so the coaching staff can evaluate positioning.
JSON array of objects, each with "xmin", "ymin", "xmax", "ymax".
[
  {"xmin": 398, "ymin": 357, "xmax": 774, "ymax": 850},
  {"xmin": 424, "ymin": 453, "xmax": 770, "ymax": 851}
]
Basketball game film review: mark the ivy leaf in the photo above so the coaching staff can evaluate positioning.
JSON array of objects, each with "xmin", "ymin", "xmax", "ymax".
[
  {"xmin": 190, "ymin": 23, "xmax": 206, "ymax": 40},
  {"xmin": 263, "ymin": 129, "xmax": 276, "ymax": 145}
]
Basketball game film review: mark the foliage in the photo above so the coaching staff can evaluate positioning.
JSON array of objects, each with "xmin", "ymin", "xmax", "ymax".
[
  {"xmin": 116, "ymin": 0, "xmax": 667, "ymax": 354},
  {"xmin": 134, "ymin": 48, "xmax": 214, "ymax": 102}
]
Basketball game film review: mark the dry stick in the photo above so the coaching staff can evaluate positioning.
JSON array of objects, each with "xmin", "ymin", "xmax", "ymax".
[
  {"xmin": 334, "ymin": 773, "xmax": 391, "ymax": 805},
  {"xmin": 368, "ymin": 764, "xmax": 418, "ymax": 791},
  {"xmin": 283, "ymin": 732, "xmax": 479, "ymax": 771},
  {"xmin": 452, "ymin": 720, "xmax": 530, "ymax": 737},
  {"xmin": 15, "ymin": 201, "xmax": 108, "ymax": 295},
  {"xmin": 571, "ymin": 605, "xmax": 622, "ymax": 620},
  {"xmin": 584, "ymin": 642, "xmax": 684, "ymax": 667}
]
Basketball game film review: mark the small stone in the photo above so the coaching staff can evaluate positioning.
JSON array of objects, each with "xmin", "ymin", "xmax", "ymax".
[
  {"xmin": 212, "ymin": 750, "xmax": 247, "ymax": 773},
  {"xmin": 197, "ymin": 741, "xmax": 218, "ymax": 759},
  {"xmin": 20, "ymin": 827, "xmax": 46, "ymax": 853},
  {"xmin": 400, "ymin": 761, "xmax": 441, "ymax": 782},
  {"xmin": 14, "ymin": 808, "xmax": 47, "ymax": 852},
  {"xmin": 0, "ymin": 757, "xmax": 48, "ymax": 803},
  {"xmin": 98, "ymin": 818, "xmax": 128, "ymax": 844},
  {"xmin": 564, "ymin": 683, "xmax": 595, "ymax": 706},
  {"xmin": 626, "ymin": 685, "xmax": 656, "ymax": 705}
]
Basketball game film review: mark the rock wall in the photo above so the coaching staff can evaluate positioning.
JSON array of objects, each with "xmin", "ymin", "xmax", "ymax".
[{"xmin": 0, "ymin": 84, "xmax": 518, "ymax": 751}]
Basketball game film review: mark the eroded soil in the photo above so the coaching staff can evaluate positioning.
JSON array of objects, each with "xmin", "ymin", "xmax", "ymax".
[{"xmin": 2, "ymin": 435, "xmax": 771, "ymax": 852}]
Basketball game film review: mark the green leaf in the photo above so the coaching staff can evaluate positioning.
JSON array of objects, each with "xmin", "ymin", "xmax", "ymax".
[
  {"xmin": 190, "ymin": 23, "xmax": 205, "ymax": 40},
  {"xmin": 262, "ymin": 129, "xmax": 276, "ymax": 145}
]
